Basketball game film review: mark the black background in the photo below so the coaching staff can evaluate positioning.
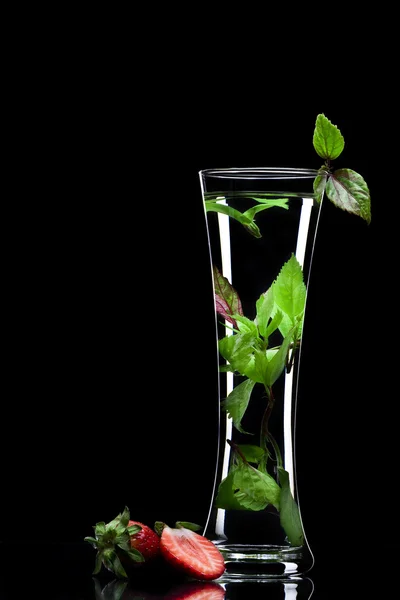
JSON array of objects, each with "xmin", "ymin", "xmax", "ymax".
[{"xmin": 1, "ymin": 30, "xmax": 393, "ymax": 596}]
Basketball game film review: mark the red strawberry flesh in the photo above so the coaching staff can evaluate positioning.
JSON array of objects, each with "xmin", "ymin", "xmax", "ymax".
[{"xmin": 160, "ymin": 526, "xmax": 225, "ymax": 581}]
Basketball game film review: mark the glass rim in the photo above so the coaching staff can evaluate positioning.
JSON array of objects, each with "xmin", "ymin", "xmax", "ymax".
[{"xmin": 199, "ymin": 167, "xmax": 319, "ymax": 180}]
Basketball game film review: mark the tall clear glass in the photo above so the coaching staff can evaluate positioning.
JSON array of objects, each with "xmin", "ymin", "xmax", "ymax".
[{"xmin": 199, "ymin": 168, "xmax": 321, "ymax": 578}]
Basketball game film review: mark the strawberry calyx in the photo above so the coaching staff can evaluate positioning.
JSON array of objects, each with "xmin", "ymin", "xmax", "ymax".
[
  {"xmin": 154, "ymin": 521, "xmax": 202, "ymax": 536},
  {"xmin": 84, "ymin": 506, "xmax": 145, "ymax": 578}
]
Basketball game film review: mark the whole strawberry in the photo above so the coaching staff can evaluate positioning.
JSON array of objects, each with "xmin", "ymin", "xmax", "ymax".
[{"xmin": 85, "ymin": 507, "xmax": 160, "ymax": 578}]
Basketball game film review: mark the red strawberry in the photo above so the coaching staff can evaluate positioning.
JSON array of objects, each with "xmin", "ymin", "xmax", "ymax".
[
  {"xmin": 84, "ymin": 507, "xmax": 160, "ymax": 578},
  {"xmin": 127, "ymin": 519, "xmax": 160, "ymax": 562},
  {"xmin": 157, "ymin": 522, "xmax": 225, "ymax": 581}
]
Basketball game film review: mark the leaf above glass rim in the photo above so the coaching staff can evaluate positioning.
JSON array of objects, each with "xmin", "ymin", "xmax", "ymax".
[
  {"xmin": 325, "ymin": 168, "xmax": 371, "ymax": 224},
  {"xmin": 312, "ymin": 113, "xmax": 371, "ymax": 223},
  {"xmin": 313, "ymin": 113, "xmax": 345, "ymax": 160}
]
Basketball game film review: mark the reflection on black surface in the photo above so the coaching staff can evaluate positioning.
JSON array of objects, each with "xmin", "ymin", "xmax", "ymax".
[
  {"xmin": 93, "ymin": 577, "xmax": 225, "ymax": 599},
  {"xmin": 93, "ymin": 576, "xmax": 313, "ymax": 599}
]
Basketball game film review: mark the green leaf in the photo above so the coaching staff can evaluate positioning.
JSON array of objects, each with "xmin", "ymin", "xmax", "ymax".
[
  {"xmin": 125, "ymin": 548, "xmax": 145, "ymax": 563},
  {"xmin": 218, "ymin": 330, "xmax": 260, "ymax": 379},
  {"xmin": 233, "ymin": 462, "xmax": 281, "ymax": 511},
  {"xmin": 116, "ymin": 532, "xmax": 131, "ymax": 551},
  {"xmin": 313, "ymin": 113, "xmax": 345, "ymax": 160},
  {"xmin": 205, "ymin": 200, "xmax": 262, "ymax": 238},
  {"xmin": 221, "ymin": 378, "xmax": 256, "ymax": 433},
  {"xmin": 237, "ymin": 444, "xmax": 266, "ymax": 465},
  {"xmin": 313, "ymin": 169, "xmax": 328, "ymax": 204},
  {"xmin": 252, "ymin": 347, "xmax": 270, "ymax": 387},
  {"xmin": 110, "ymin": 551, "xmax": 128, "ymax": 578},
  {"xmin": 127, "ymin": 524, "xmax": 141, "ymax": 536},
  {"xmin": 84, "ymin": 536, "xmax": 98, "ymax": 547},
  {"xmin": 326, "ymin": 168, "xmax": 371, "ymax": 224},
  {"xmin": 278, "ymin": 468, "xmax": 304, "ymax": 547},
  {"xmin": 154, "ymin": 521, "xmax": 166, "ymax": 536},
  {"xmin": 93, "ymin": 551, "xmax": 103, "ymax": 575},
  {"xmin": 264, "ymin": 328, "xmax": 294, "ymax": 386},
  {"xmin": 273, "ymin": 254, "xmax": 306, "ymax": 323},
  {"xmin": 118, "ymin": 506, "xmax": 130, "ymax": 529},
  {"xmin": 215, "ymin": 469, "xmax": 248, "ymax": 510},
  {"xmin": 242, "ymin": 198, "xmax": 289, "ymax": 221},
  {"xmin": 250, "ymin": 197, "xmax": 289, "ymax": 209},
  {"xmin": 94, "ymin": 522, "xmax": 106, "ymax": 537},
  {"xmin": 175, "ymin": 521, "xmax": 202, "ymax": 532},
  {"xmin": 265, "ymin": 309, "xmax": 284, "ymax": 339},
  {"xmin": 256, "ymin": 287, "xmax": 275, "ymax": 339},
  {"xmin": 234, "ymin": 314, "xmax": 259, "ymax": 336}
]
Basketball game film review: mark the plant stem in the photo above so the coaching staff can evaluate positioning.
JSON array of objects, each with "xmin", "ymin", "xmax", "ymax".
[
  {"xmin": 226, "ymin": 439, "xmax": 249, "ymax": 464},
  {"xmin": 260, "ymin": 386, "xmax": 283, "ymax": 469}
]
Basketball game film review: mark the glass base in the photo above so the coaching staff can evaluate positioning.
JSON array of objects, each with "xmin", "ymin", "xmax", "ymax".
[{"xmin": 215, "ymin": 544, "xmax": 314, "ymax": 579}]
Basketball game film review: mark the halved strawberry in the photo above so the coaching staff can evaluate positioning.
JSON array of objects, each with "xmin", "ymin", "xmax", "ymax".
[
  {"xmin": 156, "ymin": 522, "xmax": 225, "ymax": 581},
  {"xmin": 84, "ymin": 506, "xmax": 160, "ymax": 578}
]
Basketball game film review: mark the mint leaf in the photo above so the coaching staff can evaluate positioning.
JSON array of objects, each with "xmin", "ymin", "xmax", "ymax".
[
  {"xmin": 215, "ymin": 469, "xmax": 247, "ymax": 510},
  {"xmin": 264, "ymin": 328, "xmax": 294, "ymax": 386},
  {"xmin": 273, "ymin": 254, "xmax": 306, "ymax": 325},
  {"xmin": 255, "ymin": 287, "xmax": 275, "ymax": 339},
  {"xmin": 233, "ymin": 462, "xmax": 281, "ymax": 511},
  {"xmin": 242, "ymin": 198, "xmax": 289, "ymax": 222},
  {"xmin": 221, "ymin": 378, "xmax": 256, "ymax": 433},
  {"xmin": 313, "ymin": 169, "xmax": 328, "ymax": 204},
  {"xmin": 252, "ymin": 346, "xmax": 270, "ymax": 386},
  {"xmin": 205, "ymin": 200, "xmax": 262, "ymax": 238},
  {"xmin": 237, "ymin": 444, "xmax": 266, "ymax": 465},
  {"xmin": 175, "ymin": 521, "xmax": 202, "ymax": 531},
  {"xmin": 234, "ymin": 314, "xmax": 259, "ymax": 336},
  {"xmin": 213, "ymin": 266, "xmax": 243, "ymax": 328},
  {"xmin": 313, "ymin": 113, "xmax": 345, "ymax": 160},
  {"xmin": 326, "ymin": 168, "xmax": 371, "ymax": 224},
  {"xmin": 219, "ymin": 330, "xmax": 261, "ymax": 380},
  {"xmin": 278, "ymin": 468, "xmax": 304, "ymax": 546}
]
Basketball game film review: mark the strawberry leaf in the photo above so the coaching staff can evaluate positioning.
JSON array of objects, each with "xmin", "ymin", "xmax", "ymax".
[
  {"xmin": 125, "ymin": 548, "xmax": 145, "ymax": 563},
  {"xmin": 175, "ymin": 521, "xmax": 202, "ymax": 532},
  {"xmin": 94, "ymin": 522, "xmax": 106, "ymax": 537},
  {"xmin": 154, "ymin": 521, "xmax": 166, "ymax": 536},
  {"xmin": 127, "ymin": 524, "xmax": 141, "ymax": 536},
  {"xmin": 84, "ymin": 536, "xmax": 98, "ymax": 547},
  {"xmin": 93, "ymin": 552, "xmax": 103, "ymax": 575}
]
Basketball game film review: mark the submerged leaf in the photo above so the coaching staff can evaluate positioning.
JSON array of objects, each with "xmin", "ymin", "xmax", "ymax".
[
  {"xmin": 273, "ymin": 254, "xmax": 306, "ymax": 323},
  {"xmin": 233, "ymin": 463, "xmax": 281, "ymax": 511},
  {"xmin": 221, "ymin": 378, "xmax": 256, "ymax": 433},
  {"xmin": 278, "ymin": 468, "xmax": 304, "ymax": 546},
  {"xmin": 213, "ymin": 266, "xmax": 243, "ymax": 328}
]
